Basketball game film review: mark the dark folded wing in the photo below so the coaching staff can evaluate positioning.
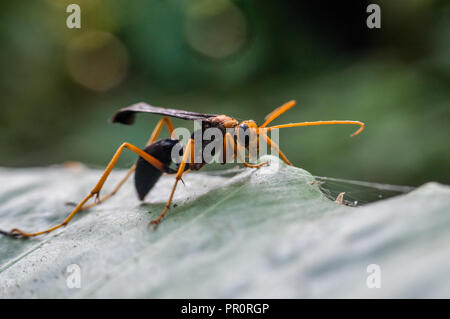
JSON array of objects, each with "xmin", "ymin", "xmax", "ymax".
[{"xmin": 112, "ymin": 102, "xmax": 219, "ymax": 125}]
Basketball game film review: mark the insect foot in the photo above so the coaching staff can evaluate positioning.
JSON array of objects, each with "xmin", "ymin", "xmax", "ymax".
[{"xmin": 0, "ymin": 228, "xmax": 27, "ymax": 239}]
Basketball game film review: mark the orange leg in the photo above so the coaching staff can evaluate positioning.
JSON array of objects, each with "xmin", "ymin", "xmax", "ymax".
[
  {"xmin": 5, "ymin": 143, "xmax": 166, "ymax": 238},
  {"xmin": 237, "ymin": 141, "xmax": 268, "ymax": 168},
  {"xmin": 223, "ymin": 132, "xmax": 236, "ymax": 164},
  {"xmin": 80, "ymin": 117, "xmax": 175, "ymax": 210},
  {"xmin": 226, "ymin": 131, "xmax": 267, "ymax": 168},
  {"xmin": 149, "ymin": 138, "xmax": 194, "ymax": 226},
  {"xmin": 259, "ymin": 118, "xmax": 365, "ymax": 166},
  {"xmin": 242, "ymin": 161, "xmax": 268, "ymax": 168},
  {"xmin": 259, "ymin": 130, "xmax": 292, "ymax": 166}
]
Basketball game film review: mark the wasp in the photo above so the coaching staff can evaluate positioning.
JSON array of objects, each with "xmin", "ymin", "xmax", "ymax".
[{"xmin": 0, "ymin": 100, "xmax": 364, "ymax": 238}]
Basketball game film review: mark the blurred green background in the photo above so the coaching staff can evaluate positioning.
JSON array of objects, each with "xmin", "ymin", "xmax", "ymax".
[{"xmin": 0, "ymin": 0, "xmax": 449, "ymax": 186}]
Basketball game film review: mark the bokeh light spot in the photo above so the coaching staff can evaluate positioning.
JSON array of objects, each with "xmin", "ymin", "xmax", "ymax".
[
  {"xmin": 66, "ymin": 31, "xmax": 128, "ymax": 91},
  {"xmin": 184, "ymin": 0, "xmax": 248, "ymax": 59}
]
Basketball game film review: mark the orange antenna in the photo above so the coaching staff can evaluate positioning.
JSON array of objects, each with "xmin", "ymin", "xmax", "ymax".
[
  {"xmin": 265, "ymin": 120, "xmax": 365, "ymax": 137},
  {"xmin": 260, "ymin": 100, "xmax": 296, "ymax": 128}
]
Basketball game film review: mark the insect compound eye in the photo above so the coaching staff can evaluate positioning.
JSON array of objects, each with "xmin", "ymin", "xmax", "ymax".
[
  {"xmin": 238, "ymin": 123, "xmax": 255, "ymax": 147},
  {"xmin": 240, "ymin": 123, "xmax": 249, "ymax": 132}
]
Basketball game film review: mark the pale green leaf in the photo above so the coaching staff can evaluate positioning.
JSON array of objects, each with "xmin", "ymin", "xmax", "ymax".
[{"xmin": 0, "ymin": 156, "xmax": 449, "ymax": 298}]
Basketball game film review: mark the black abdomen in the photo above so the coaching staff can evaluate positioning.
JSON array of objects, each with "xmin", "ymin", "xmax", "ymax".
[{"xmin": 135, "ymin": 139, "xmax": 180, "ymax": 201}]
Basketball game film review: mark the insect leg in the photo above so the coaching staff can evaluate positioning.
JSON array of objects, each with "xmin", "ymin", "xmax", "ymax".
[
  {"xmin": 259, "ymin": 131, "xmax": 292, "ymax": 165},
  {"xmin": 81, "ymin": 117, "xmax": 175, "ymax": 210},
  {"xmin": 225, "ymin": 132, "xmax": 267, "ymax": 168},
  {"xmin": 242, "ymin": 161, "xmax": 268, "ymax": 168},
  {"xmin": 223, "ymin": 132, "xmax": 236, "ymax": 163},
  {"xmin": 241, "ymin": 161, "xmax": 267, "ymax": 168},
  {"xmin": 5, "ymin": 143, "xmax": 166, "ymax": 238},
  {"xmin": 149, "ymin": 138, "xmax": 194, "ymax": 226}
]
